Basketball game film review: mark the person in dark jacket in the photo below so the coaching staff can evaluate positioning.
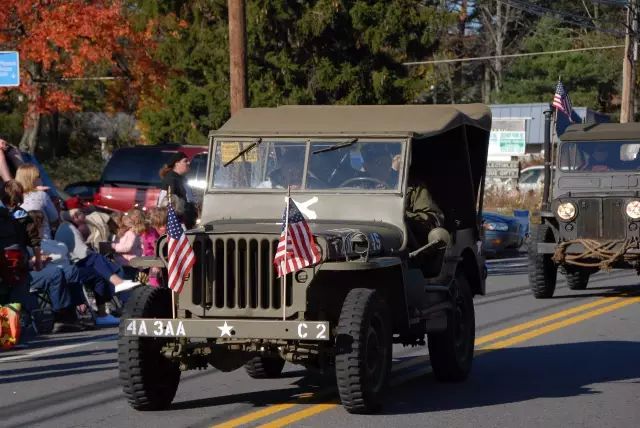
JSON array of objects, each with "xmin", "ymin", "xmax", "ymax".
[{"xmin": 159, "ymin": 152, "xmax": 197, "ymax": 229}]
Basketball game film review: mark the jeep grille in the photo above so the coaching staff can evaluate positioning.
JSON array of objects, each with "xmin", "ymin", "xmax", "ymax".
[
  {"xmin": 576, "ymin": 198, "xmax": 625, "ymax": 239},
  {"xmin": 184, "ymin": 234, "xmax": 300, "ymax": 318}
]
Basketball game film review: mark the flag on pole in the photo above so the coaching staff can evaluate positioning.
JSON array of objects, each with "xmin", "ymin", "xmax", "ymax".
[
  {"xmin": 166, "ymin": 203, "xmax": 195, "ymax": 294},
  {"xmin": 273, "ymin": 198, "xmax": 320, "ymax": 277},
  {"xmin": 552, "ymin": 80, "xmax": 574, "ymax": 122}
]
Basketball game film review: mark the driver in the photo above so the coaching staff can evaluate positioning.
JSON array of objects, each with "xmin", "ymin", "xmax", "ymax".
[
  {"xmin": 583, "ymin": 144, "xmax": 613, "ymax": 172},
  {"xmin": 359, "ymin": 144, "xmax": 399, "ymax": 188}
]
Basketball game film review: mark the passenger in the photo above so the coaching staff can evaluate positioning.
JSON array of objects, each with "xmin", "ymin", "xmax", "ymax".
[
  {"xmin": 111, "ymin": 208, "xmax": 144, "ymax": 266},
  {"xmin": 267, "ymin": 150, "xmax": 304, "ymax": 189},
  {"xmin": 405, "ymin": 178, "xmax": 444, "ymax": 248},
  {"xmin": 15, "ymin": 163, "xmax": 59, "ymax": 239},
  {"xmin": 109, "ymin": 211, "xmax": 126, "ymax": 240},
  {"xmin": 55, "ymin": 210, "xmax": 140, "ymax": 294},
  {"xmin": 159, "ymin": 152, "xmax": 197, "ymax": 229}
]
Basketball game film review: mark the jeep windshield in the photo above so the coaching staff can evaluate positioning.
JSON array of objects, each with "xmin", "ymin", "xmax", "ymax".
[
  {"xmin": 210, "ymin": 139, "xmax": 404, "ymax": 191},
  {"xmin": 559, "ymin": 141, "xmax": 640, "ymax": 172}
]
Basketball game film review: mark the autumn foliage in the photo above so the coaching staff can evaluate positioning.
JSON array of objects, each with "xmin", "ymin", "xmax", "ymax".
[{"xmin": 0, "ymin": 0, "xmax": 165, "ymax": 150}]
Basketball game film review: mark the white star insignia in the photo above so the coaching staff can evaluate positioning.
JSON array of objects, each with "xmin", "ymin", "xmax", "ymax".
[{"xmin": 217, "ymin": 321, "xmax": 234, "ymax": 337}]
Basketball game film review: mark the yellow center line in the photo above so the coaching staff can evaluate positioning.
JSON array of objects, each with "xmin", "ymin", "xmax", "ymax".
[
  {"xmin": 475, "ymin": 295, "xmax": 621, "ymax": 346},
  {"xmin": 212, "ymin": 403, "xmax": 297, "ymax": 428},
  {"xmin": 257, "ymin": 403, "xmax": 339, "ymax": 428},
  {"xmin": 256, "ymin": 295, "xmax": 640, "ymax": 427}
]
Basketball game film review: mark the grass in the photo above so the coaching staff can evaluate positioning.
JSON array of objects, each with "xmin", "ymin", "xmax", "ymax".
[{"xmin": 483, "ymin": 188, "xmax": 542, "ymax": 214}]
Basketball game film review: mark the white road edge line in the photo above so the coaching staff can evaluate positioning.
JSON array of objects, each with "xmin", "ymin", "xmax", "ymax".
[{"xmin": 0, "ymin": 334, "xmax": 117, "ymax": 363}]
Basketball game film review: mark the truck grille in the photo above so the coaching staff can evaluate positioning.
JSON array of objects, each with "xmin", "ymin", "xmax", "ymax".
[
  {"xmin": 186, "ymin": 234, "xmax": 298, "ymax": 318},
  {"xmin": 576, "ymin": 198, "xmax": 625, "ymax": 239}
]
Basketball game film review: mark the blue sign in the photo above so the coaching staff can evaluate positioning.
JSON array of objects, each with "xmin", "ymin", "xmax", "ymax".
[{"xmin": 0, "ymin": 52, "xmax": 20, "ymax": 87}]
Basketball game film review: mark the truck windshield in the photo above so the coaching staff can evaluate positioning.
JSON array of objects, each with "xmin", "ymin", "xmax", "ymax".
[
  {"xmin": 210, "ymin": 139, "xmax": 403, "ymax": 191},
  {"xmin": 559, "ymin": 141, "xmax": 640, "ymax": 172}
]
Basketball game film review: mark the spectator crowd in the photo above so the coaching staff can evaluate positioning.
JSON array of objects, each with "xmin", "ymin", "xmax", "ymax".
[{"xmin": 0, "ymin": 138, "xmax": 197, "ymax": 346}]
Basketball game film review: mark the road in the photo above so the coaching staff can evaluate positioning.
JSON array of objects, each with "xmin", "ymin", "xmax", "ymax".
[{"xmin": 2, "ymin": 258, "xmax": 640, "ymax": 428}]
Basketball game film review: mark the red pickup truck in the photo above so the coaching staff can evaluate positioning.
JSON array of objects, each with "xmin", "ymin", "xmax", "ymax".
[{"xmin": 93, "ymin": 144, "xmax": 207, "ymax": 212}]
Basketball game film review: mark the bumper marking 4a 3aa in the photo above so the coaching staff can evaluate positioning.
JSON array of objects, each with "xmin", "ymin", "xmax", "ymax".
[{"xmin": 123, "ymin": 318, "xmax": 330, "ymax": 341}]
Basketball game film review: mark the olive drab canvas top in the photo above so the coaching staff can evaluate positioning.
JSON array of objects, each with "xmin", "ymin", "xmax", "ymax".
[
  {"xmin": 561, "ymin": 122, "xmax": 640, "ymax": 142},
  {"xmin": 210, "ymin": 104, "xmax": 492, "ymax": 139}
]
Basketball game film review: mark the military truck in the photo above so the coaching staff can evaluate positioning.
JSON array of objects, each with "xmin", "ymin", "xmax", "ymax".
[
  {"xmin": 529, "ymin": 119, "xmax": 640, "ymax": 298},
  {"xmin": 118, "ymin": 105, "xmax": 491, "ymax": 414}
]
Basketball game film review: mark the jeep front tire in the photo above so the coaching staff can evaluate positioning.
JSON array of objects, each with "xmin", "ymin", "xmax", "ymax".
[
  {"xmin": 118, "ymin": 287, "xmax": 180, "ymax": 410},
  {"xmin": 335, "ymin": 288, "xmax": 392, "ymax": 414},
  {"xmin": 528, "ymin": 222, "xmax": 558, "ymax": 298}
]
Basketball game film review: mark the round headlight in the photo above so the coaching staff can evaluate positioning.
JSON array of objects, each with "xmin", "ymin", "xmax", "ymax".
[
  {"xmin": 557, "ymin": 202, "xmax": 577, "ymax": 221},
  {"xmin": 626, "ymin": 200, "xmax": 640, "ymax": 219}
]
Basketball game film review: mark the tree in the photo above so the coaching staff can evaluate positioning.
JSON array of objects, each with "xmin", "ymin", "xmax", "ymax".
[
  {"xmin": 499, "ymin": 17, "xmax": 622, "ymax": 113},
  {"xmin": 136, "ymin": 0, "xmax": 455, "ymax": 145},
  {"xmin": 0, "ymin": 0, "xmax": 164, "ymax": 153}
]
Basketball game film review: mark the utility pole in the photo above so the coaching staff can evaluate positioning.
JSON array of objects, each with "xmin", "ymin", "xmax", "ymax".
[
  {"xmin": 228, "ymin": 0, "xmax": 247, "ymax": 115},
  {"xmin": 621, "ymin": 0, "xmax": 637, "ymax": 123}
]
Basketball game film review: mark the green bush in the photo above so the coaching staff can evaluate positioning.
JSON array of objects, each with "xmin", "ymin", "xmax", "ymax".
[{"xmin": 42, "ymin": 153, "xmax": 104, "ymax": 189}]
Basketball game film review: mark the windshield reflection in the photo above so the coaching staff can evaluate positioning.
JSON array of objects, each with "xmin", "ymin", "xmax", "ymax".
[{"xmin": 211, "ymin": 139, "xmax": 403, "ymax": 190}]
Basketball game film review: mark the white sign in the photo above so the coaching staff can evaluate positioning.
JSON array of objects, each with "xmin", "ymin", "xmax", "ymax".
[{"xmin": 489, "ymin": 118, "xmax": 527, "ymax": 157}]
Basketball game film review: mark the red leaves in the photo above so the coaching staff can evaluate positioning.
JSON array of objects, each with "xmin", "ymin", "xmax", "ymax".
[{"xmin": 0, "ymin": 0, "xmax": 163, "ymax": 115}]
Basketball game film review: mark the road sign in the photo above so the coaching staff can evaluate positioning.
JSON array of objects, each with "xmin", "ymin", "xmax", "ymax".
[
  {"xmin": 489, "ymin": 118, "xmax": 526, "ymax": 157},
  {"xmin": 486, "ymin": 160, "xmax": 520, "ymax": 178},
  {"xmin": 0, "ymin": 52, "xmax": 20, "ymax": 87}
]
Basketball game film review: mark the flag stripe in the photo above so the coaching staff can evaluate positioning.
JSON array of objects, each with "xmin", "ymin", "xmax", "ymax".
[
  {"xmin": 273, "ymin": 199, "xmax": 321, "ymax": 277},
  {"xmin": 166, "ymin": 203, "xmax": 195, "ymax": 293}
]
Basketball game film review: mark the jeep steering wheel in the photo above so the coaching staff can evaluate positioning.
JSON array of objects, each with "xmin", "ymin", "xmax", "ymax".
[{"xmin": 338, "ymin": 176, "xmax": 387, "ymax": 189}]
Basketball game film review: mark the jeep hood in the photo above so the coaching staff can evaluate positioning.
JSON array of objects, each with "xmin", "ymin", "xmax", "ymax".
[{"xmin": 195, "ymin": 220, "xmax": 404, "ymax": 257}]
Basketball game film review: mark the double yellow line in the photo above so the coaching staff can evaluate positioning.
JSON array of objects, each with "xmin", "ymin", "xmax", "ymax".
[{"xmin": 213, "ymin": 293, "xmax": 640, "ymax": 428}]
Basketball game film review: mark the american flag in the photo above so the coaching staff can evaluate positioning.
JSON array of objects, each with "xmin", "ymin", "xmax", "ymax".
[
  {"xmin": 274, "ymin": 198, "xmax": 320, "ymax": 277},
  {"xmin": 552, "ymin": 80, "xmax": 574, "ymax": 122},
  {"xmin": 166, "ymin": 203, "xmax": 195, "ymax": 294}
]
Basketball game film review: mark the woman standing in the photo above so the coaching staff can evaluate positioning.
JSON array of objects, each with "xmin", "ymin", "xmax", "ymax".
[
  {"xmin": 15, "ymin": 163, "xmax": 59, "ymax": 239},
  {"xmin": 159, "ymin": 152, "xmax": 197, "ymax": 229}
]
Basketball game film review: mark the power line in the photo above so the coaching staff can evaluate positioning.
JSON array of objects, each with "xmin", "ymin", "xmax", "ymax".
[{"xmin": 402, "ymin": 44, "xmax": 624, "ymax": 66}]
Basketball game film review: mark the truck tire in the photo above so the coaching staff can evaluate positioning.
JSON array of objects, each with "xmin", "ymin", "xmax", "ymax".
[
  {"xmin": 335, "ymin": 288, "xmax": 392, "ymax": 414},
  {"xmin": 118, "ymin": 286, "xmax": 180, "ymax": 410},
  {"xmin": 427, "ymin": 272, "xmax": 475, "ymax": 382},
  {"xmin": 565, "ymin": 269, "xmax": 590, "ymax": 290},
  {"xmin": 244, "ymin": 356, "xmax": 286, "ymax": 379},
  {"xmin": 528, "ymin": 222, "xmax": 558, "ymax": 298}
]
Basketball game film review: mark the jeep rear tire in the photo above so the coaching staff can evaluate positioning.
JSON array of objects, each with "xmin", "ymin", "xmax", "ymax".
[
  {"xmin": 244, "ymin": 356, "xmax": 286, "ymax": 379},
  {"xmin": 118, "ymin": 286, "xmax": 180, "ymax": 410},
  {"xmin": 528, "ymin": 222, "xmax": 558, "ymax": 298},
  {"xmin": 428, "ymin": 272, "xmax": 475, "ymax": 382},
  {"xmin": 335, "ymin": 288, "xmax": 392, "ymax": 414},
  {"xmin": 565, "ymin": 268, "xmax": 590, "ymax": 290}
]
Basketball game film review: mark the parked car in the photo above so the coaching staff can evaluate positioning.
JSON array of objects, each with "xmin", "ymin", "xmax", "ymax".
[
  {"xmin": 482, "ymin": 211, "xmax": 524, "ymax": 257},
  {"xmin": 93, "ymin": 144, "xmax": 207, "ymax": 212},
  {"xmin": 64, "ymin": 180, "xmax": 100, "ymax": 205}
]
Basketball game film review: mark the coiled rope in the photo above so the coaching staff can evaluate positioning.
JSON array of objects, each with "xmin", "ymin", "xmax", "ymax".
[{"xmin": 552, "ymin": 238, "xmax": 636, "ymax": 270}]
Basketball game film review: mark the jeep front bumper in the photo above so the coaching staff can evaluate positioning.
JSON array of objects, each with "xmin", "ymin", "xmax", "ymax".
[{"xmin": 122, "ymin": 318, "xmax": 330, "ymax": 341}]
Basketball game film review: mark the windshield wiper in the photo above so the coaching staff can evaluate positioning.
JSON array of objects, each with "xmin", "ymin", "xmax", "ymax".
[
  {"xmin": 223, "ymin": 138, "xmax": 262, "ymax": 167},
  {"xmin": 312, "ymin": 138, "xmax": 358, "ymax": 155}
]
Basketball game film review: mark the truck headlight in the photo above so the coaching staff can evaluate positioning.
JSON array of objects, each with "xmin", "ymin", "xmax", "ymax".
[
  {"xmin": 557, "ymin": 202, "xmax": 577, "ymax": 221},
  {"xmin": 626, "ymin": 200, "xmax": 640, "ymax": 219}
]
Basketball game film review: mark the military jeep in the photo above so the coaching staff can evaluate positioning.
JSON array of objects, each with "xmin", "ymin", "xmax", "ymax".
[
  {"xmin": 530, "ymin": 120, "xmax": 640, "ymax": 298},
  {"xmin": 118, "ymin": 105, "xmax": 491, "ymax": 413}
]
